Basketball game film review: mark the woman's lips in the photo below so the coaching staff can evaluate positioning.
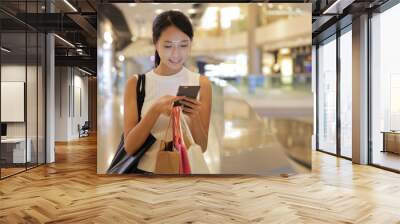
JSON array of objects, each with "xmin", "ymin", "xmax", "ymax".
[{"xmin": 169, "ymin": 59, "xmax": 182, "ymax": 64}]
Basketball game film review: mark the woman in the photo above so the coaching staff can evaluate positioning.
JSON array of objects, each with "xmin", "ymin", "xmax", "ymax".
[{"xmin": 123, "ymin": 10, "xmax": 212, "ymax": 173}]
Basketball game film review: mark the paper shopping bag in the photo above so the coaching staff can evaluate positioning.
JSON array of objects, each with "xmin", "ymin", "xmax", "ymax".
[
  {"xmin": 154, "ymin": 141, "xmax": 180, "ymax": 174},
  {"xmin": 154, "ymin": 113, "xmax": 180, "ymax": 174},
  {"xmin": 154, "ymin": 149, "xmax": 180, "ymax": 174},
  {"xmin": 180, "ymin": 114, "xmax": 210, "ymax": 174}
]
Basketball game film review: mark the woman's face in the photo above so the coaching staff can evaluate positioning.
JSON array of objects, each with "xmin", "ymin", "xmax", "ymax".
[{"xmin": 156, "ymin": 26, "xmax": 191, "ymax": 70}]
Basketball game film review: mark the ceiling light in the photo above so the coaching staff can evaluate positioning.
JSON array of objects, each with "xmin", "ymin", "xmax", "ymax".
[
  {"xmin": 155, "ymin": 9, "xmax": 163, "ymax": 14},
  {"xmin": 322, "ymin": 0, "xmax": 354, "ymax": 15},
  {"xmin": 63, "ymin": 0, "xmax": 78, "ymax": 12},
  {"xmin": 103, "ymin": 31, "xmax": 113, "ymax": 44},
  {"xmin": 54, "ymin": 34, "xmax": 75, "ymax": 48},
  {"xmin": 188, "ymin": 8, "xmax": 196, "ymax": 14},
  {"xmin": 279, "ymin": 48, "xmax": 290, "ymax": 55},
  {"xmin": 1, "ymin": 47, "xmax": 11, "ymax": 53},
  {"xmin": 78, "ymin": 67, "xmax": 92, "ymax": 76},
  {"xmin": 152, "ymin": 3, "xmax": 160, "ymax": 5},
  {"xmin": 118, "ymin": 55, "xmax": 125, "ymax": 62},
  {"xmin": 129, "ymin": 3, "xmax": 136, "ymax": 7}
]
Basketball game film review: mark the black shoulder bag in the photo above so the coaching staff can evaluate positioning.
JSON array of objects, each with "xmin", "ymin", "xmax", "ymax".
[{"xmin": 107, "ymin": 74, "xmax": 156, "ymax": 174}]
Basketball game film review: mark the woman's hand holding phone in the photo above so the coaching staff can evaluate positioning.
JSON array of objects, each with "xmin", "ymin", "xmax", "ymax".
[
  {"xmin": 180, "ymin": 97, "xmax": 202, "ymax": 119},
  {"xmin": 153, "ymin": 95, "xmax": 184, "ymax": 116}
]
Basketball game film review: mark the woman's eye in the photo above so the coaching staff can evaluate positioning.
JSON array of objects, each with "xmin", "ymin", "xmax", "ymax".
[
  {"xmin": 164, "ymin": 46, "xmax": 172, "ymax": 48},
  {"xmin": 180, "ymin": 45, "xmax": 188, "ymax": 48}
]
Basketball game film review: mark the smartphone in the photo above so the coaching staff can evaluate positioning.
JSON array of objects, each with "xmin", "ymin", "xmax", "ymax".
[{"xmin": 173, "ymin": 85, "xmax": 200, "ymax": 107}]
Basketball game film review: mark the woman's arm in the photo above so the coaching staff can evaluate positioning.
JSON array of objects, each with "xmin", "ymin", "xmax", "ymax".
[
  {"xmin": 181, "ymin": 76, "xmax": 212, "ymax": 152},
  {"xmin": 123, "ymin": 76, "xmax": 184, "ymax": 155},
  {"xmin": 123, "ymin": 76, "xmax": 160, "ymax": 155}
]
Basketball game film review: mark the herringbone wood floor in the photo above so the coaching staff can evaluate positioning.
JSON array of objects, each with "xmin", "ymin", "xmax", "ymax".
[{"xmin": 1, "ymin": 134, "xmax": 400, "ymax": 223}]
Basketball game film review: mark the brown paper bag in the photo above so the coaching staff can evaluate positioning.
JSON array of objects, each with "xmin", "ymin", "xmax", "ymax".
[
  {"xmin": 155, "ymin": 108, "xmax": 191, "ymax": 174},
  {"xmin": 154, "ymin": 136, "xmax": 180, "ymax": 174},
  {"xmin": 155, "ymin": 150, "xmax": 180, "ymax": 174}
]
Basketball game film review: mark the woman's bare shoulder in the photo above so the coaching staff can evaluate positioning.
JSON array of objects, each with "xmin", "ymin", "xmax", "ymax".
[
  {"xmin": 199, "ymin": 75, "xmax": 211, "ymax": 88},
  {"xmin": 126, "ymin": 74, "xmax": 139, "ymax": 88},
  {"xmin": 125, "ymin": 75, "xmax": 140, "ymax": 101}
]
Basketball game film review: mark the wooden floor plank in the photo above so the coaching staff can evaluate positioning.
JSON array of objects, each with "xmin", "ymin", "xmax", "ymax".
[{"xmin": 0, "ymin": 134, "xmax": 400, "ymax": 223}]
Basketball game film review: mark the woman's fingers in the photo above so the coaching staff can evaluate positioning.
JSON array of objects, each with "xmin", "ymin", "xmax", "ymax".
[
  {"xmin": 169, "ymin": 96, "xmax": 184, "ymax": 106},
  {"xmin": 182, "ymin": 107, "xmax": 195, "ymax": 114},
  {"xmin": 180, "ymin": 100, "xmax": 197, "ymax": 109},
  {"xmin": 183, "ymin": 97, "xmax": 201, "ymax": 105},
  {"xmin": 182, "ymin": 104, "xmax": 200, "ymax": 119},
  {"xmin": 181, "ymin": 97, "xmax": 201, "ymax": 109}
]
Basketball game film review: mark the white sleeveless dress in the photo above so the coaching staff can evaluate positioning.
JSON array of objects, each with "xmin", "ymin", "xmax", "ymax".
[{"xmin": 137, "ymin": 66, "xmax": 200, "ymax": 172}]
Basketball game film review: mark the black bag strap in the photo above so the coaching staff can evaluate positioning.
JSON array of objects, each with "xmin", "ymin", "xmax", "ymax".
[
  {"xmin": 107, "ymin": 73, "xmax": 155, "ymax": 174},
  {"xmin": 136, "ymin": 74, "xmax": 145, "ymax": 121}
]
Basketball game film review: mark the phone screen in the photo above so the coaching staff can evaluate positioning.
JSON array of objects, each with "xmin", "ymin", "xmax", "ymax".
[{"xmin": 174, "ymin": 86, "xmax": 200, "ymax": 107}]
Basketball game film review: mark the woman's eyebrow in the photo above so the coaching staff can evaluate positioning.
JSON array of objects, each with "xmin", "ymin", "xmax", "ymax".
[{"xmin": 164, "ymin": 40, "xmax": 189, "ymax": 43}]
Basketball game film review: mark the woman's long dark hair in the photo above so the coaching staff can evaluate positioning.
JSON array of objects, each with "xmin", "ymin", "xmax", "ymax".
[{"xmin": 152, "ymin": 10, "xmax": 193, "ymax": 67}]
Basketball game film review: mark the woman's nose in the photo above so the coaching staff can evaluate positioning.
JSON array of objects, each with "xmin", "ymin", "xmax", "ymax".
[{"xmin": 171, "ymin": 46, "xmax": 179, "ymax": 56}]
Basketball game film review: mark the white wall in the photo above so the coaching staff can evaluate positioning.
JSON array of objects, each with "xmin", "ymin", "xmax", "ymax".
[
  {"xmin": 1, "ymin": 64, "xmax": 46, "ymax": 164},
  {"xmin": 72, "ymin": 73, "xmax": 89, "ymax": 138},
  {"xmin": 55, "ymin": 67, "xmax": 68, "ymax": 141},
  {"xmin": 1, "ymin": 65, "xmax": 26, "ymax": 82},
  {"xmin": 1, "ymin": 65, "xmax": 32, "ymax": 138},
  {"xmin": 54, "ymin": 67, "xmax": 89, "ymax": 141}
]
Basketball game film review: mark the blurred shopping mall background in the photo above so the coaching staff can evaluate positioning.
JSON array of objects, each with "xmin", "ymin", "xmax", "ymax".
[
  {"xmin": 116, "ymin": 3, "xmax": 312, "ymax": 117},
  {"xmin": 115, "ymin": 3, "xmax": 312, "ymax": 120},
  {"xmin": 97, "ymin": 3, "xmax": 313, "ymax": 174}
]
